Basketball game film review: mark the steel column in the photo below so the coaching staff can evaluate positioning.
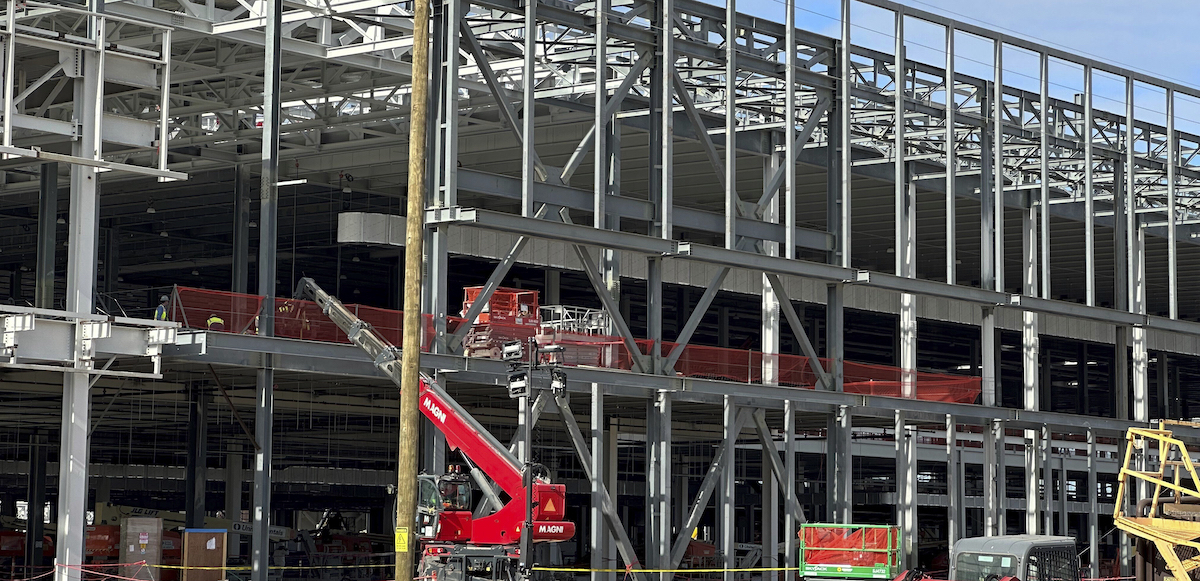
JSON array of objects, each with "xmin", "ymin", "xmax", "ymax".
[
  {"xmin": 945, "ymin": 416, "xmax": 958, "ymax": 547},
  {"xmin": 763, "ymin": 146, "xmax": 781, "ymax": 385},
  {"xmin": 944, "ymin": 28, "xmax": 955, "ymax": 284},
  {"xmin": 591, "ymin": 384, "xmax": 606, "ymax": 581},
  {"xmin": 838, "ymin": 0, "xmax": 851, "ymax": 267},
  {"xmin": 56, "ymin": 2, "xmax": 103, "ymax": 573},
  {"xmin": 896, "ymin": 412, "xmax": 917, "ymax": 569},
  {"xmin": 784, "ymin": 400, "xmax": 797, "ymax": 569},
  {"xmin": 827, "ymin": 405, "xmax": 852, "ymax": 523},
  {"xmin": 724, "ymin": 0, "xmax": 736, "ymax": 250},
  {"xmin": 225, "ymin": 445, "xmax": 244, "ymax": 555},
  {"xmin": 35, "ymin": 162, "xmax": 57, "ymax": 309},
  {"xmin": 1084, "ymin": 66, "xmax": 1095, "ymax": 306},
  {"xmin": 1042, "ymin": 425, "xmax": 1053, "ymax": 535},
  {"xmin": 1023, "ymin": 132, "xmax": 1040, "ymax": 533},
  {"xmin": 785, "ymin": 0, "xmax": 796, "ymax": 259},
  {"xmin": 1132, "ymin": 226, "xmax": 1148, "ymax": 424},
  {"xmin": 1167, "ymin": 89, "xmax": 1178, "ymax": 319},
  {"xmin": 992, "ymin": 40, "xmax": 1004, "ymax": 291},
  {"xmin": 184, "ymin": 384, "xmax": 210, "ymax": 529},
  {"xmin": 521, "ymin": 0, "xmax": 536, "ymax": 218},
  {"xmin": 595, "ymin": 0, "xmax": 608, "ymax": 229},
  {"xmin": 231, "ymin": 165, "xmax": 250, "ymax": 294},
  {"xmin": 658, "ymin": 0, "xmax": 673, "ymax": 240},
  {"xmin": 1087, "ymin": 429, "xmax": 1099, "ymax": 577},
  {"xmin": 251, "ymin": 0, "xmax": 282, "ymax": 576},
  {"xmin": 721, "ymin": 396, "xmax": 736, "ymax": 581},
  {"xmin": 827, "ymin": 283, "xmax": 844, "ymax": 391},
  {"xmin": 648, "ymin": 256, "xmax": 663, "ymax": 373},
  {"xmin": 652, "ymin": 392, "xmax": 671, "ymax": 576},
  {"xmin": 1038, "ymin": 52, "xmax": 1050, "ymax": 299},
  {"xmin": 24, "ymin": 431, "xmax": 47, "ymax": 572},
  {"xmin": 981, "ymin": 306, "xmax": 999, "ymax": 535}
]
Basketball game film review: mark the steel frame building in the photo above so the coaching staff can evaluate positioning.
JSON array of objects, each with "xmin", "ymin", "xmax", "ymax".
[{"xmin": 3, "ymin": 0, "xmax": 1200, "ymax": 580}]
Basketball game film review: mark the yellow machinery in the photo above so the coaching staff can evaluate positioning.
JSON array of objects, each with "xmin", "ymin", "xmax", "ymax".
[{"xmin": 1115, "ymin": 420, "xmax": 1200, "ymax": 581}]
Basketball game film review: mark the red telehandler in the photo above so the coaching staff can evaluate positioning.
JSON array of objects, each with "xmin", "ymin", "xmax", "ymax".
[{"xmin": 295, "ymin": 278, "xmax": 575, "ymax": 581}]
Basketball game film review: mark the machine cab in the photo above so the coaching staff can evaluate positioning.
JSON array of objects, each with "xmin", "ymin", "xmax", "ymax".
[
  {"xmin": 417, "ymin": 467, "xmax": 475, "ymax": 542},
  {"xmin": 951, "ymin": 536, "xmax": 1079, "ymax": 581}
]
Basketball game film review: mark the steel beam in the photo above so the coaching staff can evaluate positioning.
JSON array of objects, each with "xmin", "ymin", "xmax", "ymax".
[{"xmin": 454, "ymin": 169, "xmax": 832, "ymax": 250}]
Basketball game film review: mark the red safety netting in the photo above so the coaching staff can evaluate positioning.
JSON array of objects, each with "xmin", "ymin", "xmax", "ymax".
[
  {"xmin": 172, "ymin": 287, "xmax": 263, "ymax": 334},
  {"xmin": 172, "ymin": 287, "xmax": 466, "ymax": 352},
  {"xmin": 170, "ymin": 286, "xmax": 980, "ymax": 404},
  {"xmin": 800, "ymin": 526, "xmax": 898, "ymax": 567}
]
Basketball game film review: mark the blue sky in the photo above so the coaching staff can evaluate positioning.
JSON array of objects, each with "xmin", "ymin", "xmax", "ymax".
[{"xmin": 718, "ymin": 0, "xmax": 1200, "ymax": 133}]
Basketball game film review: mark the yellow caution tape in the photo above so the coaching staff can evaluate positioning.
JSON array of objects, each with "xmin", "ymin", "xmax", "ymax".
[
  {"xmin": 533, "ymin": 566, "xmax": 806, "ymax": 573},
  {"xmin": 149, "ymin": 563, "xmax": 396, "ymax": 571}
]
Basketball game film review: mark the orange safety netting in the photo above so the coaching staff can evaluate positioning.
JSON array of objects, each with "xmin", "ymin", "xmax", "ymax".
[
  {"xmin": 170, "ymin": 286, "xmax": 980, "ymax": 404},
  {"xmin": 172, "ymin": 287, "xmax": 263, "ymax": 334},
  {"xmin": 800, "ymin": 526, "xmax": 897, "ymax": 567},
  {"xmin": 171, "ymin": 287, "xmax": 465, "ymax": 352}
]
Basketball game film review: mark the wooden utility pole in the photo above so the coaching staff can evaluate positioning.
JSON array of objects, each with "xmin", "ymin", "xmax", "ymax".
[{"xmin": 397, "ymin": 0, "xmax": 430, "ymax": 574}]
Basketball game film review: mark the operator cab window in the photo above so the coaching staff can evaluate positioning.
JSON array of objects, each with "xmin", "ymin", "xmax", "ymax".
[{"xmin": 955, "ymin": 553, "xmax": 1019, "ymax": 581}]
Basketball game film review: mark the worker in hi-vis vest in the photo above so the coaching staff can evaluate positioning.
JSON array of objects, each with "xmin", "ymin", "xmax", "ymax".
[
  {"xmin": 154, "ymin": 295, "xmax": 169, "ymax": 321},
  {"xmin": 206, "ymin": 314, "xmax": 226, "ymax": 331}
]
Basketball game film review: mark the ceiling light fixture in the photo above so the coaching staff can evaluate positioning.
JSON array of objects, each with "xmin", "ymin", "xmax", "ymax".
[
  {"xmin": 146, "ymin": 202, "xmax": 156, "ymax": 214},
  {"xmin": 192, "ymin": 270, "xmax": 199, "ymax": 276},
  {"xmin": 160, "ymin": 230, "xmax": 169, "ymax": 238},
  {"xmin": 249, "ymin": 220, "xmax": 257, "ymax": 228},
  {"xmin": 56, "ymin": 217, "xmax": 65, "ymax": 225},
  {"xmin": 164, "ymin": 252, "xmax": 172, "ymax": 259},
  {"xmin": 351, "ymin": 256, "xmax": 360, "ymax": 262}
]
